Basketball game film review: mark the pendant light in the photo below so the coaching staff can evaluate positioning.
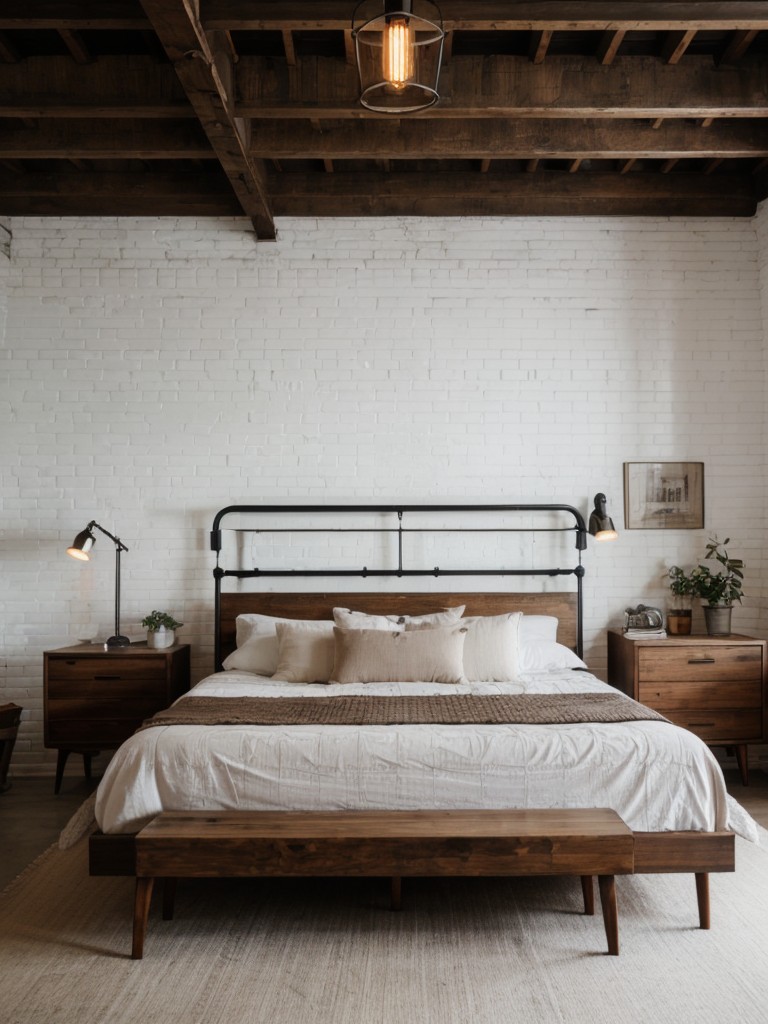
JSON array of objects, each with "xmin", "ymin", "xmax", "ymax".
[{"xmin": 352, "ymin": 0, "xmax": 445, "ymax": 113}]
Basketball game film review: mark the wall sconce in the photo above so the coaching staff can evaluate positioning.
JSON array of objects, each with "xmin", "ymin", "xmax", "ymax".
[
  {"xmin": 588, "ymin": 493, "xmax": 618, "ymax": 542},
  {"xmin": 67, "ymin": 521, "xmax": 130, "ymax": 647},
  {"xmin": 352, "ymin": 0, "xmax": 445, "ymax": 113}
]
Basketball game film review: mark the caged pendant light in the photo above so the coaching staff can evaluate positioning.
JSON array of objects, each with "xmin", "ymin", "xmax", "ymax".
[{"xmin": 352, "ymin": 0, "xmax": 445, "ymax": 114}]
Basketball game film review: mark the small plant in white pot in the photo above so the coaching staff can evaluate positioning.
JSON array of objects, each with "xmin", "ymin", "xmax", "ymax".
[{"xmin": 141, "ymin": 610, "xmax": 183, "ymax": 649}]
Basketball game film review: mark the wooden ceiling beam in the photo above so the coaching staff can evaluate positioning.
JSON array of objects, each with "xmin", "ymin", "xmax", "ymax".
[
  {"xmin": 201, "ymin": 2, "xmax": 768, "ymax": 32},
  {"xmin": 0, "ymin": 121, "xmax": 216, "ymax": 159},
  {"xmin": 58, "ymin": 28, "xmax": 93, "ymax": 64},
  {"xmin": 235, "ymin": 55, "xmax": 768, "ymax": 119},
  {"xmin": 139, "ymin": 0, "xmax": 275, "ymax": 238},
  {"xmin": 661, "ymin": 28, "xmax": 697, "ymax": 64},
  {"xmin": 596, "ymin": 29, "xmax": 626, "ymax": 65},
  {"xmin": 266, "ymin": 169, "xmax": 757, "ymax": 217},
  {"xmin": 246, "ymin": 119, "xmax": 768, "ymax": 160},
  {"xmin": 717, "ymin": 29, "xmax": 759, "ymax": 65}
]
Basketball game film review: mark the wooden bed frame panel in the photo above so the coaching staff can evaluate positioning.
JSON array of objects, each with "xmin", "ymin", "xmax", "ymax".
[
  {"xmin": 90, "ymin": 588, "xmax": 735, "ymax": 892},
  {"xmin": 218, "ymin": 590, "xmax": 579, "ymax": 666}
]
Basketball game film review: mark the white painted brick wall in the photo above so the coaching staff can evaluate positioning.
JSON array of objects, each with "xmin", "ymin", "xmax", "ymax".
[{"xmin": 1, "ymin": 210, "xmax": 767, "ymax": 774}]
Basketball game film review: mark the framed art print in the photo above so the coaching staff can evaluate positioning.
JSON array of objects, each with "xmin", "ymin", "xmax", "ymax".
[{"xmin": 623, "ymin": 461, "xmax": 704, "ymax": 530}]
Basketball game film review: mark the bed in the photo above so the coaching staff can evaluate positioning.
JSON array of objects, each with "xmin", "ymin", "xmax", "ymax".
[{"xmin": 89, "ymin": 505, "xmax": 755, "ymax": 908}]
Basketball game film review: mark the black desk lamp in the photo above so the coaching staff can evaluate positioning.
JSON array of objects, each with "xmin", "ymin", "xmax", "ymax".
[{"xmin": 67, "ymin": 521, "xmax": 130, "ymax": 647}]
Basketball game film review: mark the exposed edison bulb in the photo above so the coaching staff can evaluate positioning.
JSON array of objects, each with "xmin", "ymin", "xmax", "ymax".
[{"xmin": 383, "ymin": 16, "xmax": 415, "ymax": 90}]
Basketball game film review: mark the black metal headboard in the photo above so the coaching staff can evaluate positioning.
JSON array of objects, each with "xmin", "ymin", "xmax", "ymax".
[{"xmin": 210, "ymin": 503, "xmax": 588, "ymax": 669}]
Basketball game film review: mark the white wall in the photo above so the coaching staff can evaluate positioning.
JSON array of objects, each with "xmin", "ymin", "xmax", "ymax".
[{"xmin": 1, "ymin": 212, "xmax": 767, "ymax": 773}]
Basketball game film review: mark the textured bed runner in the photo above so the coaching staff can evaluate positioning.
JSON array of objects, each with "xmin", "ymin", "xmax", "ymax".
[{"xmin": 138, "ymin": 693, "xmax": 669, "ymax": 730}]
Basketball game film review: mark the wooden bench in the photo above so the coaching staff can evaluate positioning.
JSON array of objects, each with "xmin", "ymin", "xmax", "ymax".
[{"xmin": 131, "ymin": 808, "xmax": 634, "ymax": 959}]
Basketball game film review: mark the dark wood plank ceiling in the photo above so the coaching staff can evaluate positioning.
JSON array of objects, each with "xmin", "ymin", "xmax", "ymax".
[{"xmin": 2, "ymin": 2, "xmax": 768, "ymax": 237}]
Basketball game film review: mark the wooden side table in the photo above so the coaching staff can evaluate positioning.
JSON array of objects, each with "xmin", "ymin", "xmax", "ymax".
[
  {"xmin": 607, "ymin": 630, "xmax": 767, "ymax": 785},
  {"xmin": 44, "ymin": 643, "xmax": 191, "ymax": 793}
]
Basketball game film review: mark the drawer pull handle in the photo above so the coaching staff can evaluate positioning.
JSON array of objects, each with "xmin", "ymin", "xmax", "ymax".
[
  {"xmin": 94, "ymin": 674, "xmax": 122, "ymax": 680},
  {"xmin": 687, "ymin": 658, "xmax": 715, "ymax": 664},
  {"xmin": 690, "ymin": 722, "xmax": 714, "ymax": 728}
]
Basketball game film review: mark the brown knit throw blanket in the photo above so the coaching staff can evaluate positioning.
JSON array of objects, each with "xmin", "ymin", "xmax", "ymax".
[{"xmin": 137, "ymin": 693, "xmax": 669, "ymax": 730}]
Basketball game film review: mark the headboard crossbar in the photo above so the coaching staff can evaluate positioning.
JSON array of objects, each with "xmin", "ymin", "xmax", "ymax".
[{"xmin": 210, "ymin": 504, "xmax": 588, "ymax": 669}]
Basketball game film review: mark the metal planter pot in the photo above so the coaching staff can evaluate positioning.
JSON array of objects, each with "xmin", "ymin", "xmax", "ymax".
[{"xmin": 703, "ymin": 605, "xmax": 732, "ymax": 636}]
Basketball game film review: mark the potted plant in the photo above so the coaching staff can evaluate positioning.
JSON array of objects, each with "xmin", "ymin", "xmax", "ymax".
[
  {"xmin": 689, "ymin": 537, "xmax": 744, "ymax": 636},
  {"xmin": 141, "ymin": 610, "xmax": 183, "ymax": 650},
  {"xmin": 662, "ymin": 565, "xmax": 695, "ymax": 635}
]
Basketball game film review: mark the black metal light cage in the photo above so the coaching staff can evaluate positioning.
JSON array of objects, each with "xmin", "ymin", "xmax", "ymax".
[{"xmin": 210, "ymin": 503, "xmax": 588, "ymax": 669}]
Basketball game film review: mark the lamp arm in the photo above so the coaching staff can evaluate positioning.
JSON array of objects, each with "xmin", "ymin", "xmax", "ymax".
[{"xmin": 91, "ymin": 520, "xmax": 129, "ymax": 552}]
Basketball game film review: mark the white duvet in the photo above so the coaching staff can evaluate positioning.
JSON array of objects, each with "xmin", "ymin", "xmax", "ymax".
[{"xmin": 95, "ymin": 668, "xmax": 758, "ymax": 841}]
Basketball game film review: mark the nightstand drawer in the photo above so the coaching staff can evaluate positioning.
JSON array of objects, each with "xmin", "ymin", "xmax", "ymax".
[
  {"xmin": 47, "ymin": 676, "xmax": 165, "ymax": 700},
  {"xmin": 638, "ymin": 679, "xmax": 762, "ymax": 711},
  {"xmin": 46, "ymin": 701, "xmax": 155, "ymax": 745},
  {"xmin": 47, "ymin": 655, "xmax": 167, "ymax": 684},
  {"xmin": 661, "ymin": 708, "xmax": 763, "ymax": 742},
  {"xmin": 637, "ymin": 645, "xmax": 763, "ymax": 683}
]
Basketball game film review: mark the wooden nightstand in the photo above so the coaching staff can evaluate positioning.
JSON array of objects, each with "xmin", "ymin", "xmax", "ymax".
[
  {"xmin": 607, "ymin": 631, "xmax": 767, "ymax": 785},
  {"xmin": 44, "ymin": 643, "xmax": 191, "ymax": 793}
]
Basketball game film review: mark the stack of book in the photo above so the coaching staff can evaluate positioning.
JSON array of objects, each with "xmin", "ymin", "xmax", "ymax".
[{"xmin": 623, "ymin": 627, "xmax": 667, "ymax": 640}]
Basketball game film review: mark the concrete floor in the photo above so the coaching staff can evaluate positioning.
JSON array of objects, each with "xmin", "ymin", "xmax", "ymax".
[{"xmin": 1, "ymin": 767, "xmax": 767, "ymax": 893}]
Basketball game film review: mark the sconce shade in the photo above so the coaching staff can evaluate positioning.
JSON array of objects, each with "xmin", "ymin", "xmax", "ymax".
[
  {"xmin": 588, "ymin": 493, "xmax": 618, "ymax": 542},
  {"xmin": 66, "ymin": 526, "xmax": 96, "ymax": 561},
  {"xmin": 352, "ymin": 0, "xmax": 444, "ymax": 113}
]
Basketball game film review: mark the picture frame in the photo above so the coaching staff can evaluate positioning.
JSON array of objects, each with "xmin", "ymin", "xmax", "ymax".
[{"xmin": 623, "ymin": 462, "xmax": 704, "ymax": 530}]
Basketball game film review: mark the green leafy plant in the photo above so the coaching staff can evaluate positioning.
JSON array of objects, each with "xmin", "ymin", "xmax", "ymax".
[
  {"xmin": 663, "ymin": 565, "xmax": 696, "ymax": 599},
  {"xmin": 690, "ymin": 537, "xmax": 745, "ymax": 607},
  {"xmin": 141, "ymin": 610, "xmax": 183, "ymax": 632}
]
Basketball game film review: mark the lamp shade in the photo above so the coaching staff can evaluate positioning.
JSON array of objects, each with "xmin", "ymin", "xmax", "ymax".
[
  {"xmin": 588, "ymin": 493, "xmax": 618, "ymax": 542},
  {"xmin": 66, "ymin": 526, "xmax": 96, "ymax": 561},
  {"xmin": 353, "ymin": 0, "xmax": 445, "ymax": 113}
]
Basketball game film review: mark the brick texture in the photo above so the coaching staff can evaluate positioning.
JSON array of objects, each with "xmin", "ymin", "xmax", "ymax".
[{"xmin": 1, "ymin": 211, "xmax": 767, "ymax": 773}]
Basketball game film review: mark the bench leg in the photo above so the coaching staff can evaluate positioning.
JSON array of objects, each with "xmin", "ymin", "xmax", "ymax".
[
  {"xmin": 581, "ymin": 875, "xmax": 595, "ymax": 916},
  {"xmin": 390, "ymin": 876, "xmax": 402, "ymax": 911},
  {"xmin": 695, "ymin": 873, "xmax": 710, "ymax": 930},
  {"xmin": 597, "ymin": 875, "xmax": 620, "ymax": 956},
  {"xmin": 132, "ymin": 877, "xmax": 154, "ymax": 960},
  {"xmin": 162, "ymin": 878, "xmax": 177, "ymax": 921}
]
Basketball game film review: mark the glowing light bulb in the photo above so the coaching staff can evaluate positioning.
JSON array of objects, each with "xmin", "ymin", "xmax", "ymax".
[{"xmin": 383, "ymin": 16, "xmax": 414, "ymax": 90}]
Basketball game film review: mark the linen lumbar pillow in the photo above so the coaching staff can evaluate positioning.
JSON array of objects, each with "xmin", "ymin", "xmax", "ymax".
[
  {"xmin": 332, "ymin": 605, "xmax": 465, "ymax": 631},
  {"xmin": 407, "ymin": 611, "xmax": 522, "ymax": 682},
  {"xmin": 272, "ymin": 621, "xmax": 336, "ymax": 683},
  {"xmin": 330, "ymin": 625, "xmax": 468, "ymax": 684}
]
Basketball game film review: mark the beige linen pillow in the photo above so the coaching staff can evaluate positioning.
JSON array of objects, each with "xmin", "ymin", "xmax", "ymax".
[
  {"xmin": 273, "ymin": 621, "xmax": 336, "ymax": 683},
  {"xmin": 332, "ymin": 605, "xmax": 465, "ymax": 631},
  {"xmin": 408, "ymin": 611, "xmax": 522, "ymax": 682},
  {"xmin": 330, "ymin": 625, "xmax": 467, "ymax": 684}
]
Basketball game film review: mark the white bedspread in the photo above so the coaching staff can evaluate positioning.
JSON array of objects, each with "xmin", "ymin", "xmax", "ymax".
[{"xmin": 94, "ymin": 669, "xmax": 758, "ymax": 841}]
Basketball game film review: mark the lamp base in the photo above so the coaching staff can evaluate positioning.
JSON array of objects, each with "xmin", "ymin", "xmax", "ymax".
[{"xmin": 105, "ymin": 634, "xmax": 131, "ymax": 647}]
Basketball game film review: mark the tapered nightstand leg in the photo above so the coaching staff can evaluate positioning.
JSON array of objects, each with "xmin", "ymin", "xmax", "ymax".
[
  {"xmin": 54, "ymin": 750, "xmax": 69, "ymax": 794},
  {"xmin": 598, "ymin": 875, "xmax": 620, "ymax": 955},
  {"xmin": 581, "ymin": 875, "xmax": 595, "ymax": 916},
  {"xmin": 735, "ymin": 745, "xmax": 749, "ymax": 786}
]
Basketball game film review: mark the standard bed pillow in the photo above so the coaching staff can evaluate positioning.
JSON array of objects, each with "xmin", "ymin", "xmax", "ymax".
[
  {"xmin": 332, "ymin": 605, "xmax": 465, "ymax": 631},
  {"xmin": 234, "ymin": 613, "xmax": 333, "ymax": 648},
  {"xmin": 519, "ymin": 614, "xmax": 558, "ymax": 645},
  {"xmin": 407, "ymin": 611, "xmax": 522, "ymax": 682},
  {"xmin": 518, "ymin": 641, "xmax": 587, "ymax": 672},
  {"xmin": 273, "ymin": 621, "xmax": 336, "ymax": 683},
  {"xmin": 330, "ymin": 625, "xmax": 467, "ymax": 684},
  {"xmin": 222, "ymin": 633, "xmax": 280, "ymax": 675}
]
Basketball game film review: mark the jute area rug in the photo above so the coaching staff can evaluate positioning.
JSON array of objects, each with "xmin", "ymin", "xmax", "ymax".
[{"xmin": 1, "ymin": 836, "xmax": 767, "ymax": 1024}]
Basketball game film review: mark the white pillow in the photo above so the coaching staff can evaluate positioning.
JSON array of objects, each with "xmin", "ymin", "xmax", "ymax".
[
  {"xmin": 234, "ymin": 613, "xmax": 332, "ymax": 648},
  {"xmin": 330, "ymin": 625, "xmax": 467, "ymax": 685},
  {"xmin": 222, "ymin": 634, "xmax": 280, "ymax": 675},
  {"xmin": 518, "ymin": 641, "xmax": 587, "ymax": 672},
  {"xmin": 408, "ymin": 612, "xmax": 522, "ymax": 682},
  {"xmin": 519, "ymin": 615, "xmax": 558, "ymax": 645},
  {"xmin": 333, "ymin": 605, "xmax": 465, "ymax": 631},
  {"xmin": 274, "ymin": 622, "xmax": 336, "ymax": 683}
]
